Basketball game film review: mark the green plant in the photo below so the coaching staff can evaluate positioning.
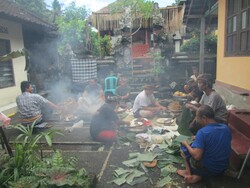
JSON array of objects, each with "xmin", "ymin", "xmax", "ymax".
[
  {"xmin": 9, "ymin": 150, "xmax": 90, "ymax": 188},
  {"xmin": 154, "ymin": 32, "xmax": 174, "ymax": 59},
  {"xmin": 56, "ymin": 2, "xmax": 91, "ymax": 55},
  {"xmin": 150, "ymin": 51, "xmax": 165, "ymax": 76},
  {"xmin": 98, "ymin": 35, "xmax": 112, "ymax": 58},
  {"xmin": 152, "ymin": 61, "xmax": 165, "ymax": 76},
  {"xmin": 181, "ymin": 33, "xmax": 217, "ymax": 54},
  {"xmin": 0, "ymin": 122, "xmax": 63, "ymax": 187},
  {"xmin": 181, "ymin": 37, "xmax": 200, "ymax": 52},
  {"xmin": 0, "ymin": 122, "xmax": 90, "ymax": 188},
  {"xmin": 110, "ymin": 0, "xmax": 154, "ymax": 22}
]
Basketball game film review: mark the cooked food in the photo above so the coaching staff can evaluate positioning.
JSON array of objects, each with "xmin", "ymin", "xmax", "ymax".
[
  {"xmin": 168, "ymin": 101, "xmax": 181, "ymax": 112},
  {"xmin": 130, "ymin": 118, "xmax": 144, "ymax": 127},
  {"xmin": 116, "ymin": 107, "xmax": 126, "ymax": 113},
  {"xmin": 156, "ymin": 118, "xmax": 174, "ymax": 125},
  {"xmin": 130, "ymin": 118, "xmax": 151, "ymax": 127},
  {"xmin": 173, "ymin": 91, "xmax": 187, "ymax": 97}
]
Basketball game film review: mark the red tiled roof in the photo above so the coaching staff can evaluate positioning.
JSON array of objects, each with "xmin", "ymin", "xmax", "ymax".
[{"xmin": 0, "ymin": 0, "xmax": 56, "ymax": 30}]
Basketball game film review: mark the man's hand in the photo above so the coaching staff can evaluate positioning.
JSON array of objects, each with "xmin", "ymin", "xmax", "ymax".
[
  {"xmin": 185, "ymin": 103, "xmax": 193, "ymax": 109},
  {"xmin": 185, "ymin": 103, "xmax": 199, "ymax": 111},
  {"xmin": 181, "ymin": 140, "xmax": 189, "ymax": 147}
]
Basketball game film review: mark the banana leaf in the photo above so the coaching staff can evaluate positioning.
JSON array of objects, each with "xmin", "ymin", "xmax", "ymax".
[
  {"xmin": 0, "ymin": 48, "xmax": 29, "ymax": 71},
  {"xmin": 136, "ymin": 152, "xmax": 159, "ymax": 162},
  {"xmin": 157, "ymin": 176, "xmax": 172, "ymax": 187}
]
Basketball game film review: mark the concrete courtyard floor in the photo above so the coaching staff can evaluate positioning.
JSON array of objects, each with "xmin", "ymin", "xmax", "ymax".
[{"xmin": 2, "ymin": 115, "xmax": 250, "ymax": 188}]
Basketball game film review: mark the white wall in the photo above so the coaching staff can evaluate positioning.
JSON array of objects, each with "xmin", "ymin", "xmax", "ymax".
[{"xmin": 0, "ymin": 19, "xmax": 27, "ymax": 108}]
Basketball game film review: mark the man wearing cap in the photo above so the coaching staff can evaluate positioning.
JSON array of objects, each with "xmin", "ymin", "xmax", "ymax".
[
  {"xmin": 185, "ymin": 74, "xmax": 228, "ymax": 134},
  {"xmin": 132, "ymin": 85, "xmax": 166, "ymax": 118}
]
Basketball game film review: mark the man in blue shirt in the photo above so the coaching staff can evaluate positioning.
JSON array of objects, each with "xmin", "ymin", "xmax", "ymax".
[{"xmin": 177, "ymin": 105, "xmax": 231, "ymax": 183}]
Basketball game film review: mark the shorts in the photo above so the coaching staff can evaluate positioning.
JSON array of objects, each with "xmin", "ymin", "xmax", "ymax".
[
  {"xmin": 187, "ymin": 158, "xmax": 218, "ymax": 177},
  {"xmin": 95, "ymin": 130, "xmax": 117, "ymax": 143}
]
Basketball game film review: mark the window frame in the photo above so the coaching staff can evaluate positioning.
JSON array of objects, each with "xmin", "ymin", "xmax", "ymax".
[
  {"xmin": 225, "ymin": 0, "xmax": 250, "ymax": 56},
  {"xmin": 0, "ymin": 39, "xmax": 15, "ymax": 89}
]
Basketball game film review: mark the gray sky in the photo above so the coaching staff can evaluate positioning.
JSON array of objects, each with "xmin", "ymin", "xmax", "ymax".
[{"xmin": 45, "ymin": 0, "xmax": 176, "ymax": 12}]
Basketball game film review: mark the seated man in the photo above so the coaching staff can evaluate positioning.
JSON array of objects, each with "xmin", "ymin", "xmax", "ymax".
[
  {"xmin": 184, "ymin": 79, "xmax": 203, "ymax": 102},
  {"xmin": 185, "ymin": 74, "xmax": 228, "ymax": 134},
  {"xmin": 190, "ymin": 66, "xmax": 199, "ymax": 82},
  {"xmin": 16, "ymin": 81, "xmax": 61, "ymax": 125},
  {"xmin": 90, "ymin": 94, "xmax": 129, "ymax": 143},
  {"xmin": 177, "ymin": 105, "xmax": 231, "ymax": 184},
  {"xmin": 78, "ymin": 78, "xmax": 105, "ymax": 114},
  {"xmin": 116, "ymin": 78, "xmax": 131, "ymax": 105},
  {"xmin": 132, "ymin": 85, "xmax": 166, "ymax": 118}
]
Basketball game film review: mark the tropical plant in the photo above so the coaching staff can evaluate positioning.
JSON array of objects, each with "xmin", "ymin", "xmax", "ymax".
[
  {"xmin": 0, "ymin": 123, "xmax": 61, "ymax": 186},
  {"xmin": 110, "ymin": 1, "xmax": 154, "ymax": 23},
  {"xmin": 50, "ymin": 0, "xmax": 62, "ymax": 23},
  {"xmin": 0, "ymin": 122, "xmax": 90, "ymax": 188},
  {"xmin": 98, "ymin": 35, "xmax": 112, "ymax": 58},
  {"xmin": 14, "ymin": 0, "xmax": 51, "ymax": 21},
  {"xmin": 154, "ymin": 31, "xmax": 175, "ymax": 59},
  {"xmin": 150, "ymin": 51, "xmax": 165, "ymax": 76},
  {"xmin": 181, "ymin": 33, "xmax": 217, "ymax": 54},
  {"xmin": 173, "ymin": 0, "xmax": 180, "ymax": 5},
  {"xmin": 55, "ymin": 2, "xmax": 91, "ymax": 56},
  {"xmin": 90, "ymin": 31, "xmax": 100, "ymax": 56},
  {"xmin": 10, "ymin": 150, "xmax": 90, "ymax": 188},
  {"xmin": 110, "ymin": 0, "xmax": 154, "ymax": 36}
]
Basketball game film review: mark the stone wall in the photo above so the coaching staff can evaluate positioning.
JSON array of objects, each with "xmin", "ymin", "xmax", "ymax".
[{"xmin": 214, "ymin": 83, "xmax": 250, "ymax": 110}]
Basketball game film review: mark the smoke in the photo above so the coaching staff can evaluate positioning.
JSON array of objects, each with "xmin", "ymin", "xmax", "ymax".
[{"xmin": 46, "ymin": 79, "xmax": 72, "ymax": 103}]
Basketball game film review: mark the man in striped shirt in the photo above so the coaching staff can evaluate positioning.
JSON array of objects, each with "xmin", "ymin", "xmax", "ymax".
[{"xmin": 16, "ymin": 81, "xmax": 61, "ymax": 125}]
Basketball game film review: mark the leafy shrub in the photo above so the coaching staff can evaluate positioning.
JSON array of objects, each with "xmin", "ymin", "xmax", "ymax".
[
  {"xmin": 181, "ymin": 34, "xmax": 217, "ymax": 54},
  {"xmin": 0, "ymin": 123, "xmax": 90, "ymax": 188},
  {"xmin": 98, "ymin": 35, "xmax": 112, "ymax": 58}
]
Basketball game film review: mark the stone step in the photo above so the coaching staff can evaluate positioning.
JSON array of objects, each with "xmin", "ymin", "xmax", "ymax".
[{"xmin": 228, "ymin": 110, "xmax": 250, "ymax": 138}]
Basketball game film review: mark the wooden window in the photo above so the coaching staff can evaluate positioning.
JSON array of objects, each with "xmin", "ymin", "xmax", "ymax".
[
  {"xmin": 226, "ymin": 0, "xmax": 250, "ymax": 56},
  {"xmin": 0, "ymin": 39, "xmax": 15, "ymax": 88}
]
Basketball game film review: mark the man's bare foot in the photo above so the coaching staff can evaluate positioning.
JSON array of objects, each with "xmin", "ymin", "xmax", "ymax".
[
  {"xmin": 177, "ymin": 169, "xmax": 190, "ymax": 177},
  {"xmin": 184, "ymin": 175, "xmax": 202, "ymax": 183}
]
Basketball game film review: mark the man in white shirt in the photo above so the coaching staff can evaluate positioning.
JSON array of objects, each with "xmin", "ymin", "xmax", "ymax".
[{"xmin": 132, "ymin": 85, "xmax": 166, "ymax": 118}]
